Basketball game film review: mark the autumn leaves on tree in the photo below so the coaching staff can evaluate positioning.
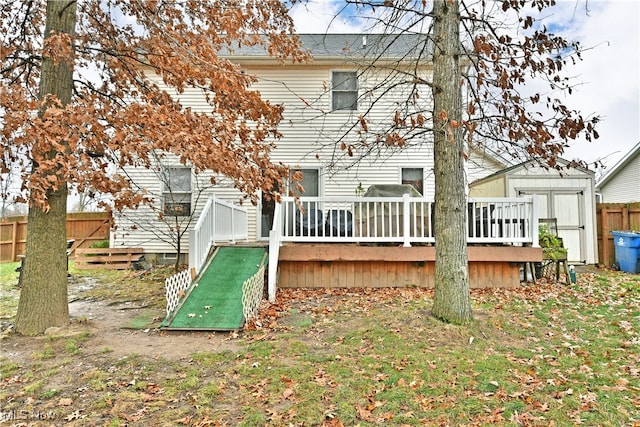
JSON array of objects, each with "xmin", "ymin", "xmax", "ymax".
[
  {"xmin": 331, "ymin": 0, "xmax": 599, "ymax": 324},
  {"xmin": 1, "ymin": 0, "xmax": 601, "ymax": 333},
  {"xmin": 1, "ymin": 0, "xmax": 307, "ymax": 335}
]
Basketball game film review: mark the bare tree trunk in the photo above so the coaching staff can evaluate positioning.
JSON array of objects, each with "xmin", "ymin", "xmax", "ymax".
[
  {"xmin": 175, "ymin": 221, "xmax": 182, "ymax": 272},
  {"xmin": 431, "ymin": 0, "xmax": 472, "ymax": 324},
  {"xmin": 15, "ymin": 0, "xmax": 77, "ymax": 335}
]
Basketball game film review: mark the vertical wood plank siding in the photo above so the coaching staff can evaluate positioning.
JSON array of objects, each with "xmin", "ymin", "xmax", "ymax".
[{"xmin": 277, "ymin": 260, "xmax": 520, "ymax": 289}]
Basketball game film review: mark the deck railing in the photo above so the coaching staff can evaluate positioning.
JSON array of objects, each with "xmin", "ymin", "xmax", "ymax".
[
  {"xmin": 267, "ymin": 195, "xmax": 538, "ymax": 301},
  {"xmin": 189, "ymin": 196, "xmax": 248, "ymax": 276},
  {"xmin": 274, "ymin": 195, "xmax": 537, "ymax": 245}
]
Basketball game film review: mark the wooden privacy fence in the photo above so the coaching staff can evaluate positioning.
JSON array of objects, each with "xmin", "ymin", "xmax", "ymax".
[
  {"xmin": 0, "ymin": 212, "xmax": 111, "ymax": 263},
  {"xmin": 596, "ymin": 202, "xmax": 640, "ymax": 267}
]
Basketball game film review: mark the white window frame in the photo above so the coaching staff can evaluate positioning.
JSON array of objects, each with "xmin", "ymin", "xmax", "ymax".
[
  {"xmin": 162, "ymin": 167, "xmax": 192, "ymax": 217},
  {"xmin": 401, "ymin": 167, "xmax": 424, "ymax": 195},
  {"xmin": 290, "ymin": 167, "xmax": 321, "ymax": 197},
  {"xmin": 331, "ymin": 71, "xmax": 358, "ymax": 111},
  {"xmin": 258, "ymin": 167, "xmax": 322, "ymax": 240}
]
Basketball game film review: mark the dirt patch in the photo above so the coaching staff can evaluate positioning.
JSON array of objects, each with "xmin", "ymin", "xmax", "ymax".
[{"xmin": 1, "ymin": 275, "xmax": 241, "ymax": 363}]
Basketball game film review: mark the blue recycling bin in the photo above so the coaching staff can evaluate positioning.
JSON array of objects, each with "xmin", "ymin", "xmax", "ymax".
[{"xmin": 611, "ymin": 231, "xmax": 640, "ymax": 273}]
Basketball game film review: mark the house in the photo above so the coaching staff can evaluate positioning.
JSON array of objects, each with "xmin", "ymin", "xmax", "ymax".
[
  {"xmin": 113, "ymin": 34, "xmax": 542, "ymax": 293},
  {"xmin": 469, "ymin": 158, "xmax": 599, "ymax": 264},
  {"xmin": 595, "ymin": 141, "xmax": 640, "ymax": 203},
  {"xmin": 113, "ymin": 35, "xmax": 498, "ymax": 253}
]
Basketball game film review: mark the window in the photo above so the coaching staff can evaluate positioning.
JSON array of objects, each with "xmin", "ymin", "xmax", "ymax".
[
  {"xmin": 292, "ymin": 168, "xmax": 320, "ymax": 196},
  {"xmin": 332, "ymin": 71, "xmax": 358, "ymax": 111},
  {"xmin": 163, "ymin": 167, "xmax": 192, "ymax": 216},
  {"xmin": 402, "ymin": 168, "xmax": 423, "ymax": 195}
]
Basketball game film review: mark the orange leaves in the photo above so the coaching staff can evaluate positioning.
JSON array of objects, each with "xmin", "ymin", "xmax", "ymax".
[
  {"xmin": 384, "ymin": 132, "xmax": 406, "ymax": 148},
  {"xmin": 2, "ymin": 0, "xmax": 306, "ymax": 212},
  {"xmin": 42, "ymin": 31, "xmax": 76, "ymax": 67},
  {"xmin": 358, "ymin": 115, "xmax": 368, "ymax": 132},
  {"xmin": 356, "ymin": 396, "xmax": 392, "ymax": 423}
]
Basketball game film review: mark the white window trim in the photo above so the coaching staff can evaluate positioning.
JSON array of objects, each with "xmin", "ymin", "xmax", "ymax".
[
  {"xmin": 400, "ymin": 167, "xmax": 424, "ymax": 195},
  {"xmin": 162, "ymin": 166, "xmax": 193, "ymax": 217},
  {"xmin": 258, "ymin": 167, "xmax": 323, "ymax": 240},
  {"xmin": 331, "ymin": 70, "xmax": 358, "ymax": 112}
]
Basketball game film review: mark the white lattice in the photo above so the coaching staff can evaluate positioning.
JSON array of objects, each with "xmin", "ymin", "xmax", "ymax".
[
  {"xmin": 242, "ymin": 264, "xmax": 265, "ymax": 321},
  {"xmin": 165, "ymin": 269, "xmax": 192, "ymax": 315}
]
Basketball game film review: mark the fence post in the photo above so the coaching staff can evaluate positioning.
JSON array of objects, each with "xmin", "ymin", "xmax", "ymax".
[
  {"xmin": 210, "ymin": 195, "xmax": 217, "ymax": 246},
  {"xmin": 230, "ymin": 204, "xmax": 236, "ymax": 244},
  {"xmin": 188, "ymin": 228, "xmax": 197, "ymax": 274},
  {"xmin": 601, "ymin": 207, "xmax": 610, "ymax": 267}
]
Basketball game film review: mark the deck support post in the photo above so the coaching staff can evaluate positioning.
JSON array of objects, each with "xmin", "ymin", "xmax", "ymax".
[{"xmin": 268, "ymin": 229, "xmax": 279, "ymax": 302}]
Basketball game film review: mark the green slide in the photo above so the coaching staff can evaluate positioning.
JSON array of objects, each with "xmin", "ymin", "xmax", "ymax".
[{"xmin": 161, "ymin": 246, "xmax": 267, "ymax": 331}]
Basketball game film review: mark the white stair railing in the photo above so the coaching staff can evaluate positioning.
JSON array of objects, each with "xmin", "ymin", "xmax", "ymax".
[{"xmin": 189, "ymin": 196, "xmax": 248, "ymax": 276}]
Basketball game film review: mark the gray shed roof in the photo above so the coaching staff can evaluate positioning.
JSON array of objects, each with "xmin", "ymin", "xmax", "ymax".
[{"xmin": 470, "ymin": 157, "xmax": 594, "ymax": 187}]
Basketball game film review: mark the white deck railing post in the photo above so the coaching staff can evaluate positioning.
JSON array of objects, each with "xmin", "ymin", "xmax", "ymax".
[
  {"xmin": 268, "ymin": 202, "xmax": 282, "ymax": 302},
  {"xmin": 230, "ymin": 201, "xmax": 236, "ymax": 244},
  {"xmin": 403, "ymin": 193, "xmax": 411, "ymax": 247},
  {"xmin": 531, "ymin": 196, "xmax": 540, "ymax": 247}
]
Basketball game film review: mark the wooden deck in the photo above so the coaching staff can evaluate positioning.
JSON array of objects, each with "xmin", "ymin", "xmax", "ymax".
[{"xmin": 276, "ymin": 244, "xmax": 542, "ymax": 289}]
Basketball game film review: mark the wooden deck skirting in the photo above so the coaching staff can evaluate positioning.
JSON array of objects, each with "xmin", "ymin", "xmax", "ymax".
[{"xmin": 277, "ymin": 244, "xmax": 542, "ymax": 289}]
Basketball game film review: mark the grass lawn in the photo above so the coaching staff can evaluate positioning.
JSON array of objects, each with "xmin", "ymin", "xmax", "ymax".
[{"xmin": 0, "ymin": 264, "xmax": 638, "ymax": 425}]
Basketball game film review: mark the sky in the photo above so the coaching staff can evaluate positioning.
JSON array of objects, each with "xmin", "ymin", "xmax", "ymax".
[{"xmin": 289, "ymin": 0, "xmax": 640, "ymax": 176}]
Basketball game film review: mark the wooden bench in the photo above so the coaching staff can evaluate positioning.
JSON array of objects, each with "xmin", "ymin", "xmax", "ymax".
[{"xmin": 74, "ymin": 247, "xmax": 144, "ymax": 270}]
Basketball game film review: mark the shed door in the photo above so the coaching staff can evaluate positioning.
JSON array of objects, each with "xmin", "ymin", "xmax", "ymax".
[{"xmin": 518, "ymin": 189, "xmax": 586, "ymax": 263}]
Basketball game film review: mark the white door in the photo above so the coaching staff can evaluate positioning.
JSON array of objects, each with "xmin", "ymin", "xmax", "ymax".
[{"xmin": 518, "ymin": 189, "xmax": 586, "ymax": 263}]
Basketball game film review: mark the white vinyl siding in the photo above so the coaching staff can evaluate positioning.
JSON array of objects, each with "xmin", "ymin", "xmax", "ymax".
[
  {"xmin": 597, "ymin": 152, "xmax": 640, "ymax": 203},
  {"xmin": 112, "ymin": 156, "xmax": 252, "ymax": 254},
  {"xmin": 246, "ymin": 64, "xmax": 435, "ymax": 199},
  {"xmin": 117, "ymin": 58, "xmax": 507, "ymax": 252}
]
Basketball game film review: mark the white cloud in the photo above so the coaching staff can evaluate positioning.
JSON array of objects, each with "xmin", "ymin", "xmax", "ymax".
[{"xmin": 289, "ymin": 0, "xmax": 364, "ymax": 33}]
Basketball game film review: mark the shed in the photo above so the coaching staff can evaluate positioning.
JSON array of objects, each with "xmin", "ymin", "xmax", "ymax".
[{"xmin": 470, "ymin": 159, "xmax": 598, "ymax": 264}]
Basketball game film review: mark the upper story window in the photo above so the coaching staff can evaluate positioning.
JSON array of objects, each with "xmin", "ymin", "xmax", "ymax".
[
  {"xmin": 332, "ymin": 71, "xmax": 358, "ymax": 111},
  {"xmin": 163, "ymin": 167, "xmax": 192, "ymax": 216},
  {"xmin": 402, "ymin": 167, "xmax": 424, "ymax": 195}
]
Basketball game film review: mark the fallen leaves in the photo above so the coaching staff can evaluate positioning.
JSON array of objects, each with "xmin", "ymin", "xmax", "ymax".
[
  {"xmin": 355, "ymin": 396, "xmax": 391, "ymax": 423},
  {"xmin": 2, "ymin": 270, "xmax": 638, "ymax": 426}
]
